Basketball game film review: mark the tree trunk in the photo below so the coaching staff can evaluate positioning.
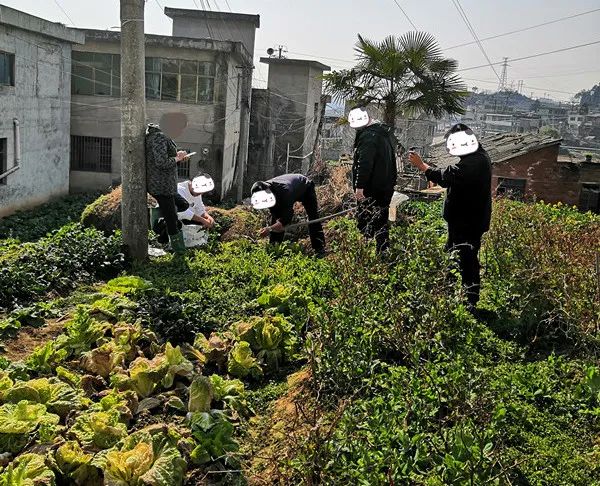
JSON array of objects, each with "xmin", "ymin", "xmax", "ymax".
[
  {"xmin": 120, "ymin": 0, "xmax": 147, "ymax": 261},
  {"xmin": 383, "ymin": 96, "xmax": 396, "ymax": 130}
]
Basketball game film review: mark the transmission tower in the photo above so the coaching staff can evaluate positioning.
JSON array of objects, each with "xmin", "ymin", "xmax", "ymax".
[{"xmin": 498, "ymin": 57, "xmax": 509, "ymax": 91}]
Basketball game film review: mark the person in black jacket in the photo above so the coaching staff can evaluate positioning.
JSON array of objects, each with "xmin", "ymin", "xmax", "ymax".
[
  {"xmin": 349, "ymin": 107, "xmax": 398, "ymax": 253},
  {"xmin": 408, "ymin": 123, "xmax": 492, "ymax": 308},
  {"xmin": 251, "ymin": 174, "xmax": 325, "ymax": 254}
]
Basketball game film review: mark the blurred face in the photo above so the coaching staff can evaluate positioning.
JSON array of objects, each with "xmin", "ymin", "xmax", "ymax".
[
  {"xmin": 160, "ymin": 112, "xmax": 188, "ymax": 138},
  {"xmin": 446, "ymin": 129, "xmax": 479, "ymax": 156}
]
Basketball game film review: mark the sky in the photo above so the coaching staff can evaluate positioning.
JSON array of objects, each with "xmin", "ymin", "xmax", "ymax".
[{"xmin": 3, "ymin": 0, "xmax": 600, "ymax": 102}]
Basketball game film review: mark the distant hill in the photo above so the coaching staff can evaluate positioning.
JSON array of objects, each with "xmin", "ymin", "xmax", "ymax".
[{"xmin": 466, "ymin": 90, "xmax": 537, "ymax": 112}]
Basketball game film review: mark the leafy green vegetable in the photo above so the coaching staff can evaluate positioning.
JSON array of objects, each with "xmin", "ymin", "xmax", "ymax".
[
  {"xmin": 235, "ymin": 315, "xmax": 294, "ymax": 370},
  {"xmin": 81, "ymin": 342, "xmax": 126, "ymax": 379},
  {"xmin": 227, "ymin": 342, "xmax": 262, "ymax": 379},
  {"xmin": 25, "ymin": 341, "xmax": 68, "ymax": 375},
  {"xmin": 63, "ymin": 307, "xmax": 110, "ymax": 357},
  {"xmin": 95, "ymin": 389, "xmax": 138, "ymax": 422},
  {"xmin": 162, "ymin": 343, "xmax": 194, "ymax": 388},
  {"xmin": 188, "ymin": 376, "xmax": 213, "ymax": 413},
  {"xmin": 0, "ymin": 371, "xmax": 14, "ymax": 398},
  {"xmin": 2, "ymin": 377, "xmax": 83, "ymax": 418},
  {"xmin": 0, "ymin": 401, "xmax": 60, "ymax": 453},
  {"xmin": 92, "ymin": 426, "xmax": 187, "ymax": 486},
  {"xmin": 189, "ymin": 411, "xmax": 239, "ymax": 466},
  {"xmin": 125, "ymin": 355, "xmax": 168, "ymax": 398},
  {"xmin": 101, "ymin": 276, "xmax": 153, "ymax": 296},
  {"xmin": 0, "ymin": 453, "xmax": 55, "ymax": 486},
  {"xmin": 55, "ymin": 366, "xmax": 81, "ymax": 387},
  {"xmin": 54, "ymin": 441, "xmax": 100, "ymax": 485},
  {"xmin": 209, "ymin": 374, "xmax": 247, "ymax": 413},
  {"xmin": 69, "ymin": 410, "xmax": 127, "ymax": 450}
]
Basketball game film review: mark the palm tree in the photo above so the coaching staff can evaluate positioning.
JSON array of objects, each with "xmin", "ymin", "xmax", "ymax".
[{"xmin": 323, "ymin": 33, "xmax": 467, "ymax": 130}]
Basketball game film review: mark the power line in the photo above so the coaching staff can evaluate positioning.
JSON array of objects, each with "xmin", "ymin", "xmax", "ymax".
[
  {"xmin": 445, "ymin": 7, "xmax": 600, "ymax": 50},
  {"xmin": 458, "ymin": 39, "xmax": 600, "ymax": 73},
  {"xmin": 52, "ymin": 0, "xmax": 75, "ymax": 25},
  {"xmin": 391, "ymin": 0, "xmax": 418, "ymax": 30},
  {"xmin": 450, "ymin": 0, "xmax": 501, "ymax": 82}
]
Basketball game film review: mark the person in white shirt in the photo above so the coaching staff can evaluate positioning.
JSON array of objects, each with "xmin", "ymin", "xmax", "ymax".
[{"xmin": 176, "ymin": 178, "xmax": 215, "ymax": 229}]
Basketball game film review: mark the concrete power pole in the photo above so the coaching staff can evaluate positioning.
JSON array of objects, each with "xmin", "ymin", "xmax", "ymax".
[
  {"xmin": 236, "ymin": 65, "xmax": 252, "ymax": 202},
  {"xmin": 120, "ymin": 0, "xmax": 147, "ymax": 261}
]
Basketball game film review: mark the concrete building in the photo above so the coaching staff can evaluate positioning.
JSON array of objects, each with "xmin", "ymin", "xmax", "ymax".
[
  {"xmin": 69, "ymin": 17, "xmax": 256, "ymax": 199},
  {"xmin": 247, "ymin": 57, "xmax": 330, "ymax": 182},
  {"xmin": 0, "ymin": 5, "xmax": 84, "ymax": 217},
  {"xmin": 429, "ymin": 132, "xmax": 600, "ymax": 213},
  {"xmin": 482, "ymin": 113, "xmax": 514, "ymax": 134}
]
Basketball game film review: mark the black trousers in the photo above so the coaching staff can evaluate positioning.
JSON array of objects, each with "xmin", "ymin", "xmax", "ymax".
[
  {"xmin": 446, "ymin": 226, "xmax": 484, "ymax": 307},
  {"xmin": 152, "ymin": 194, "xmax": 189, "ymax": 239},
  {"xmin": 270, "ymin": 182, "xmax": 325, "ymax": 253},
  {"xmin": 357, "ymin": 190, "xmax": 394, "ymax": 254}
]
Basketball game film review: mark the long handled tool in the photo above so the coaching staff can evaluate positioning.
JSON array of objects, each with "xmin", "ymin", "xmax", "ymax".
[{"xmin": 284, "ymin": 207, "xmax": 356, "ymax": 232}]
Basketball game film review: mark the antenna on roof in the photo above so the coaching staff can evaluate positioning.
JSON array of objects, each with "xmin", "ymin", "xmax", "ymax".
[{"xmin": 267, "ymin": 45, "xmax": 287, "ymax": 58}]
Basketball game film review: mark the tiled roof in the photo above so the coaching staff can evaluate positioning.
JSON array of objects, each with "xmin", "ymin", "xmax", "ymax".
[{"xmin": 428, "ymin": 132, "xmax": 562, "ymax": 169}]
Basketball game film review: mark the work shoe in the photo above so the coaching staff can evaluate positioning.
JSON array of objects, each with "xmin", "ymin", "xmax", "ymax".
[{"xmin": 169, "ymin": 231, "xmax": 186, "ymax": 255}]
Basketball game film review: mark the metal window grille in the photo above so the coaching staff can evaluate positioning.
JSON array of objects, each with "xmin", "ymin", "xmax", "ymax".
[
  {"xmin": 70, "ymin": 136, "xmax": 112, "ymax": 173},
  {"xmin": 0, "ymin": 138, "xmax": 7, "ymax": 185},
  {"xmin": 177, "ymin": 159, "xmax": 190, "ymax": 179},
  {"xmin": 496, "ymin": 177, "xmax": 526, "ymax": 199}
]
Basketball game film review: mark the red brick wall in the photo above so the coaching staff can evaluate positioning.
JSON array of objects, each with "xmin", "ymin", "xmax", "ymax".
[{"xmin": 491, "ymin": 145, "xmax": 600, "ymax": 207}]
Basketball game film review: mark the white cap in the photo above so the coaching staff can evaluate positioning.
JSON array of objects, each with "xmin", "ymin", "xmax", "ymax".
[
  {"xmin": 251, "ymin": 190, "xmax": 276, "ymax": 209},
  {"xmin": 348, "ymin": 107, "xmax": 370, "ymax": 129},
  {"xmin": 446, "ymin": 130, "xmax": 479, "ymax": 156},
  {"xmin": 191, "ymin": 174, "xmax": 215, "ymax": 193}
]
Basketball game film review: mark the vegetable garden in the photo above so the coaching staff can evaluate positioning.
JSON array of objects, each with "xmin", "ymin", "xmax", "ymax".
[{"xmin": 0, "ymin": 194, "xmax": 599, "ymax": 485}]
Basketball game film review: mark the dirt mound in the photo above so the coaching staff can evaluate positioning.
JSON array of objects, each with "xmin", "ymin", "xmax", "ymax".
[
  {"xmin": 81, "ymin": 186, "xmax": 156, "ymax": 235},
  {"xmin": 208, "ymin": 206, "xmax": 266, "ymax": 242}
]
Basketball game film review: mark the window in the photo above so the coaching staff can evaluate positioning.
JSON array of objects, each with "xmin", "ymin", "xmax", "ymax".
[
  {"xmin": 145, "ymin": 58, "xmax": 216, "ymax": 103},
  {"xmin": 0, "ymin": 52, "xmax": 15, "ymax": 86},
  {"xmin": 496, "ymin": 177, "xmax": 526, "ymax": 200},
  {"xmin": 72, "ymin": 52, "xmax": 120, "ymax": 96},
  {"xmin": 70, "ymin": 136, "xmax": 112, "ymax": 172},
  {"xmin": 0, "ymin": 138, "xmax": 7, "ymax": 185},
  {"xmin": 579, "ymin": 183, "xmax": 600, "ymax": 214},
  {"xmin": 177, "ymin": 159, "xmax": 190, "ymax": 179}
]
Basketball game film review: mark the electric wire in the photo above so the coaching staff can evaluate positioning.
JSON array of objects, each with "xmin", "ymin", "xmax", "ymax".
[{"xmin": 391, "ymin": 0, "xmax": 418, "ymax": 30}]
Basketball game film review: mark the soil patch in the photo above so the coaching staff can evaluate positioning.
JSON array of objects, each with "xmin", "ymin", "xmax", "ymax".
[{"xmin": 1, "ymin": 318, "xmax": 66, "ymax": 361}]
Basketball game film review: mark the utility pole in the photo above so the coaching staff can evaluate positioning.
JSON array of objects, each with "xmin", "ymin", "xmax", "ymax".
[
  {"xmin": 120, "ymin": 0, "xmax": 147, "ymax": 261},
  {"xmin": 236, "ymin": 65, "xmax": 252, "ymax": 202},
  {"xmin": 498, "ymin": 57, "xmax": 508, "ymax": 92}
]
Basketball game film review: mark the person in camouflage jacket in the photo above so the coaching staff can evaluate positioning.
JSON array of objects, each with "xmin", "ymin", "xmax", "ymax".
[{"xmin": 145, "ymin": 123, "xmax": 188, "ymax": 253}]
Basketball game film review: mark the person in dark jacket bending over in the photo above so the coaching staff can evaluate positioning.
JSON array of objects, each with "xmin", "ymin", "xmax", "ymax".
[
  {"xmin": 408, "ymin": 123, "xmax": 492, "ymax": 308},
  {"xmin": 251, "ymin": 174, "xmax": 325, "ymax": 255},
  {"xmin": 349, "ymin": 107, "xmax": 398, "ymax": 254},
  {"xmin": 146, "ymin": 113, "xmax": 190, "ymax": 254}
]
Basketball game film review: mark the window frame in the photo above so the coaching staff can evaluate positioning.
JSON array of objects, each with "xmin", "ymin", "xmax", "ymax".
[
  {"xmin": 0, "ymin": 51, "xmax": 15, "ymax": 87},
  {"xmin": 70, "ymin": 135, "xmax": 112, "ymax": 173},
  {"xmin": 579, "ymin": 182, "xmax": 600, "ymax": 214},
  {"xmin": 71, "ymin": 52, "xmax": 121, "ymax": 97},
  {"xmin": 496, "ymin": 177, "xmax": 527, "ymax": 200},
  {"xmin": 144, "ymin": 57, "xmax": 216, "ymax": 104}
]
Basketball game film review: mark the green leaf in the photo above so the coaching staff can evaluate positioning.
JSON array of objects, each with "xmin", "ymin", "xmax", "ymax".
[
  {"xmin": 70, "ymin": 410, "xmax": 127, "ymax": 450},
  {"xmin": 162, "ymin": 343, "xmax": 194, "ymax": 389},
  {"xmin": 227, "ymin": 342, "xmax": 262, "ymax": 379},
  {"xmin": 0, "ymin": 401, "xmax": 60, "ymax": 454},
  {"xmin": 0, "ymin": 453, "xmax": 55, "ymax": 486},
  {"xmin": 188, "ymin": 376, "xmax": 213, "ymax": 413}
]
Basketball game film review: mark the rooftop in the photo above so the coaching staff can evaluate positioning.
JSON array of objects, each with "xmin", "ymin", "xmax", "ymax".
[
  {"xmin": 0, "ymin": 5, "xmax": 84, "ymax": 44},
  {"xmin": 164, "ymin": 8, "xmax": 260, "ymax": 28},
  {"xmin": 260, "ymin": 57, "xmax": 331, "ymax": 72},
  {"xmin": 429, "ymin": 132, "xmax": 562, "ymax": 169},
  {"xmin": 77, "ymin": 29, "xmax": 252, "ymax": 63}
]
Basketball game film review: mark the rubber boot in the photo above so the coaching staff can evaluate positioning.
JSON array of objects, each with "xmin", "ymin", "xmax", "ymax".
[
  {"xmin": 169, "ymin": 231, "xmax": 186, "ymax": 255},
  {"xmin": 149, "ymin": 207, "xmax": 161, "ymax": 231}
]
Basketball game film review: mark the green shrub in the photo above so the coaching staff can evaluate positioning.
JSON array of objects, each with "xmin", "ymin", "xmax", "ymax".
[
  {"xmin": 0, "ymin": 193, "xmax": 98, "ymax": 242},
  {"xmin": 0, "ymin": 224, "xmax": 124, "ymax": 311}
]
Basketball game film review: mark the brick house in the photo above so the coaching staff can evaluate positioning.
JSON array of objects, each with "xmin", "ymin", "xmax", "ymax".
[{"xmin": 428, "ymin": 132, "xmax": 600, "ymax": 214}]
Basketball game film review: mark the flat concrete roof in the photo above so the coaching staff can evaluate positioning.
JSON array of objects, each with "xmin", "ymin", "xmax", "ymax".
[
  {"xmin": 260, "ymin": 57, "xmax": 331, "ymax": 72},
  {"xmin": 77, "ymin": 29, "xmax": 253, "ymax": 64},
  {"xmin": 0, "ymin": 5, "xmax": 85, "ymax": 44},
  {"xmin": 164, "ymin": 8, "xmax": 260, "ymax": 28}
]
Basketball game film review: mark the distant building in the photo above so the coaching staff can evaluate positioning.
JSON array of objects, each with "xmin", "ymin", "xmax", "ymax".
[
  {"xmin": 482, "ymin": 113, "xmax": 514, "ymax": 134},
  {"xmin": 246, "ymin": 57, "xmax": 330, "ymax": 185},
  {"xmin": 0, "ymin": 5, "xmax": 84, "ymax": 217},
  {"xmin": 429, "ymin": 132, "xmax": 600, "ymax": 213},
  {"xmin": 70, "ymin": 8, "xmax": 258, "ymax": 199}
]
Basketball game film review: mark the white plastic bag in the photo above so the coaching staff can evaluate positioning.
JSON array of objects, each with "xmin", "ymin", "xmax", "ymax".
[
  {"xmin": 182, "ymin": 225, "xmax": 209, "ymax": 248},
  {"xmin": 389, "ymin": 191, "xmax": 409, "ymax": 222}
]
